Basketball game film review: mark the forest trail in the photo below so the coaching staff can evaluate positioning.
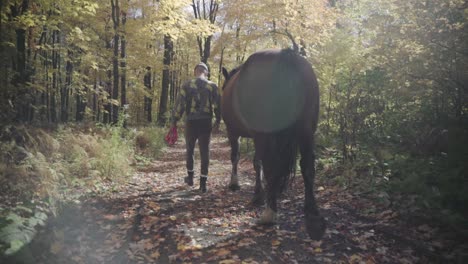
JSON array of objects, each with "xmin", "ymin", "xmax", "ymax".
[{"xmin": 9, "ymin": 134, "xmax": 464, "ymax": 263}]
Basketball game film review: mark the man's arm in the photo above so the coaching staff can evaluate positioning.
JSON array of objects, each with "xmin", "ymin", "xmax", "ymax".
[{"xmin": 211, "ymin": 83, "xmax": 221, "ymax": 127}]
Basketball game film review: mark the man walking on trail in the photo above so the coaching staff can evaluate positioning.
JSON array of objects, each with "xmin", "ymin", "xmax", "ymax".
[{"xmin": 171, "ymin": 62, "xmax": 221, "ymax": 193}]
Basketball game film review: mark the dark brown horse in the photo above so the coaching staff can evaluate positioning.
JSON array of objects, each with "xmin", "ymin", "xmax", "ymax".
[{"xmin": 221, "ymin": 49, "xmax": 326, "ymax": 240}]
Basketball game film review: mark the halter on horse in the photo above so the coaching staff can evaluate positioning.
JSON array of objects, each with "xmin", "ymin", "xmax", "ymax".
[{"xmin": 221, "ymin": 49, "xmax": 326, "ymax": 240}]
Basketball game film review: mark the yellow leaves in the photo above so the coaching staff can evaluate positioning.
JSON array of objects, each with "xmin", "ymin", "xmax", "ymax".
[
  {"xmin": 215, "ymin": 248, "xmax": 232, "ymax": 257},
  {"xmin": 50, "ymin": 241, "xmax": 63, "ymax": 255},
  {"xmin": 16, "ymin": 13, "xmax": 38, "ymax": 28},
  {"xmin": 304, "ymin": 239, "xmax": 323, "ymax": 254},
  {"xmin": 219, "ymin": 260, "xmax": 238, "ymax": 264},
  {"xmin": 147, "ymin": 201, "xmax": 161, "ymax": 212},
  {"xmin": 150, "ymin": 250, "xmax": 160, "ymax": 259},
  {"xmin": 222, "ymin": 0, "xmax": 336, "ymax": 51},
  {"xmin": 91, "ymin": 62, "xmax": 99, "ymax": 71},
  {"xmin": 68, "ymin": 26, "xmax": 92, "ymax": 43},
  {"xmin": 50, "ymin": 229, "xmax": 65, "ymax": 254},
  {"xmin": 177, "ymin": 241, "xmax": 202, "ymax": 252},
  {"xmin": 83, "ymin": 2, "xmax": 99, "ymax": 14},
  {"xmin": 238, "ymin": 238, "xmax": 256, "ymax": 247},
  {"xmin": 150, "ymin": 0, "xmax": 221, "ymax": 40},
  {"xmin": 109, "ymin": 99, "xmax": 120, "ymax": 106},
  {"xmin": 177, "ymin": 243, "xmax": 187, "ymax": 251},
  {"xmin": 271, "ymin": 239, "xmax": 281, "ymax": 247},
  {"xmin": 349, "ymin": 254, "xmax": 363, "ymax": 263},
  {"xmin": 191, "ymin": 19, "xmax": 220, "ymax": 38}
]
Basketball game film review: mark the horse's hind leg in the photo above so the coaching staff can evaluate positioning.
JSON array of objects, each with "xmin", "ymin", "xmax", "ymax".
[
  {"xmin": 252, "ymin": 147, "xmax": 265, "ymax": 206},
  {"xmin": 258, "ymin": 159, "xmax": 278, "ymax": 225},
  {"xmin": 228, "ymin": 133, "xmax": 241, "ymax": 191},
  {"xmin": 300, "ymin": 135, "xmax": 326, "ymax": 240},
  {"xmin": 255, "ymin": 137, "xmax": 278, "ymax": 224}
]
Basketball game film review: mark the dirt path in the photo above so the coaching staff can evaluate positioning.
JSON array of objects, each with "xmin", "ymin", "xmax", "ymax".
[{"xmin": 7, "ymin": 135, "xmax": 465, "ymax": 263}]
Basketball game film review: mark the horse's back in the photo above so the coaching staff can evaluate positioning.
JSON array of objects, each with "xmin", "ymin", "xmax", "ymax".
[{"xmin": 231, "ymin": 49, "xmax": 319, "ymax": 134}]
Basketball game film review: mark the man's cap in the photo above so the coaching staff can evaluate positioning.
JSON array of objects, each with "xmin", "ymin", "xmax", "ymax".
[{"xmin": 195, "ymin": 62, "xmax": 209, "ymax": 72}]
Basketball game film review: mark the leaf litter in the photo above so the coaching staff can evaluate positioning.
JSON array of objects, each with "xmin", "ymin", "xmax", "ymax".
[{"xmin": 14, "ymin": 135, "xmax": 468, "ymax": 263}]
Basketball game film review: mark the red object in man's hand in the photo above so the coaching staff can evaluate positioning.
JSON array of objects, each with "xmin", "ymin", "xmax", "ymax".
[{"xmin": 165, "ymin": 126, "xmax": 178, "ymax": 146}]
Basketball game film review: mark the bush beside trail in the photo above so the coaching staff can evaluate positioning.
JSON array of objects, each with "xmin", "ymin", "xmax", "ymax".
[{"xmin": 0, "ymin": 124, "xmax": 166, "ymax": 257}]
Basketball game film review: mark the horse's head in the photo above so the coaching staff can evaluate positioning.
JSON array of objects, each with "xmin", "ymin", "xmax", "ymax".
[{"xmin": 221, "ymin": 66, "xmax": 242, "ymax": 90}]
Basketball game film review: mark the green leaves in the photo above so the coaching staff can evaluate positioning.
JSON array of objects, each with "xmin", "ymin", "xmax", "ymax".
[
  {"xmin": 0, "ymin": 210, "xmax": 47, "ymax": 256},
  {"xmin": 14, "ymin": 12, "xmax": 38, "ymax": 28}
]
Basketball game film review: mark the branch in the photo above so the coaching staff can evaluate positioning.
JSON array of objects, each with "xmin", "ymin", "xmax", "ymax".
[
  {"xmin": 429, "ymin": 39, "xmax": 468, "ymax": 57},
  {"xmin": 270, "ymin": 28, "xmax": 298, "ymax": 53},
  {"xmin": 191, "ymin": 0, "xmax": 198, "ymax": 19},
  {"xmin": 202, "ymin": 0, "xmax": 206, "ymax": 19}
]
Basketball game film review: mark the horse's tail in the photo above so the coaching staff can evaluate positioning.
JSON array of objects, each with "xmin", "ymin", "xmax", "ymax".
[
  {"xmin": 262, "ymin": 122, "xmax": 299, "ymax": 195},
  {"xmin": 261, "ymin": 49, "xmax": 304, "ymax": 195}
]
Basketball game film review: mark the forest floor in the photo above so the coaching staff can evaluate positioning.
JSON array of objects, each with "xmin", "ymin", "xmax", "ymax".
[{"xmin": 7, "ymin": 134, "xmax": 467, "ymax": 263}]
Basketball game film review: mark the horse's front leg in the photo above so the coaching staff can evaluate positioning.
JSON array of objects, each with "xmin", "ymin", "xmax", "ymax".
[
  {"xmin": 252, "ymin": 150, "xmax": 265, "ymax": 206},
  {"xmin": 228, "ymin": 134, "xmax": 241, "ymax": 191},
  {"xmin": 300, "ymin": 136, "xmax": 326, "ymax": 240}
]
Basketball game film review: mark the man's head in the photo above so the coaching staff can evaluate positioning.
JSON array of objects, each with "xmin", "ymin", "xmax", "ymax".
[{"xmin": 194, "ymin": 62, "xmax": 209, "ymax": 77}]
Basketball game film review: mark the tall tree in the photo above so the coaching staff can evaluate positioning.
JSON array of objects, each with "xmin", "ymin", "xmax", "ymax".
[
  {"xmin": 144, "ymin": 66, "xmax": 153, "ymax": 123},
  {"xmin": 192, "ymin": 0, "xmax": 219, "ymax": 64},
  {"xmin": 120, "ymin": 9, "xmax": 127, "ymax": 121},
  {"xmin": 9, "ymin": 0, "xmax": 31, "ymax": 122},
  {"xmin": 157, "ymin": 34, "xmax": 173, "ymax": 125},
  {"xmin": 111, "ymin": 0, "xmax": 120, "ymax": 123}
]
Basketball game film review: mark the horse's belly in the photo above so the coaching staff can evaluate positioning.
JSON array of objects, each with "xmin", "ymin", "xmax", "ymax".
[{"xmin": 222, "ymin": 102, "xmax": 252, "ymax": 137}]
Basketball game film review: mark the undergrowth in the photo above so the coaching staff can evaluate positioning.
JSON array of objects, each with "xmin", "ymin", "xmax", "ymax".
[
  {"xmin": 0, "ymin": 122, "xmax": 165, "ymax": 256},
  {"xmin": 134, "ymin": 126, "xmax": 166, "ymax": 165},
  {"xmin": 315, "ymin": 138, "xmax": 468, "ymax": 235}
]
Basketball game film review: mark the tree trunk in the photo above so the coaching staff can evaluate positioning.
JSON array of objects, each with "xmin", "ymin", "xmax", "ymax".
[
  {"xmin": 11, "ymin": 0, "xmax": 30, "ymax": 122},
  {"xmin": 104, "ymin": 70, "xmax": 112, "ymax": 124},
  {"xmin": 50, "ymin": 30, "xmax": 59, "ymax": 123},
  {"xmin": 202, "ymin": 35, "xmax": 212, "ymax": 64},
  {"xmin": 144, "ymin": 69, "xmax": 152, "ymax": 123},
  {"xmin": 111, "ymin": 0, "xmax": 120, "ymax": 124},
  {"xmin": 93, "ymin": 75, "xmax": 98, "ymax": 121},
  {"xmin": 218, "ymin": 46, "xmax": 225, "ymax": 87},
  {"xmin": 61, "ymin": 54, "xmax": 72, "ymax": 123},
  {"xmin": 157, "ymin": 34, "xmax": 173, "ymax": 126},
  {"xmin": 76, "ymin": 93, "xmax": 86, "ymax": 122},
  {"xmin": 15, "ymin": 31, "xmax": 26, "ymax": 84},
  {"xmin": 120, "ymin": 11, "xmax": 127, "ymax": 126},
  {"xmin": 120, "ymin": 12, "xmax": 127, "ymax": 108}
]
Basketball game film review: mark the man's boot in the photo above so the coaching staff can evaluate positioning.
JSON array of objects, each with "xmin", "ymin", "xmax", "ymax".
[
  {"xmin": 184, "ymin": 170, "xmax": 194, "ymax": 186},
  {"xmin": 199, "ymin": 176, "xmax": 207, "ymax": 193}
]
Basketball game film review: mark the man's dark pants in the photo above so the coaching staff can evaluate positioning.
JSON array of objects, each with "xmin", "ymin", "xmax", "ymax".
[{"xmin": 185, "ymin": 118, "xmax": 212, "ymax": 176}]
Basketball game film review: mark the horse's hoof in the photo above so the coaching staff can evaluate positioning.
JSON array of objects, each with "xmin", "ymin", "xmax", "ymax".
[
  {"xmin": 305, "ymin": 215, "xmax": 326, "ymax": 240},
  {"xmin": 229, "ymin": 184, "xmax": 240, "ymax": 191},
  {"xmin": 257, "ymin": 207, "xmax": 277, "ymax": 225},
  {"xmin": 251, "ymin": 194, "xmax": 265, "ymax": 207}
]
